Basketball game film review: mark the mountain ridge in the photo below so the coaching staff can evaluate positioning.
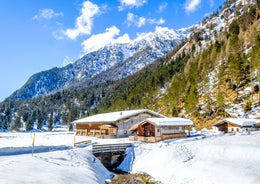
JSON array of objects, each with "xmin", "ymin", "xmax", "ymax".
[{"xmin": 9, "ymin": 27, "xmax": 190, "ymax": 100}]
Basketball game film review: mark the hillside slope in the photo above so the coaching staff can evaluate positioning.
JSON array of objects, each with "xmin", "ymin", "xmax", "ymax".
[{"xmin": 95, "ymin": 0, "xmax": 260, "ymax": 128}]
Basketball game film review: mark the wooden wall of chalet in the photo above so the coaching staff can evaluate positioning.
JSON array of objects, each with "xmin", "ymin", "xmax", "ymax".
[
  {"xmin": 76, "ymin": 123, "xmax": 100, "ymax": 130},
  {"xmin": 215, "ymin": 122, "xmax": 228, "ymax": 133},
  {"xmin": 135, "ymin": 123, "xmax": 155, "ymax": 137},
  {"xmin": 117, "ymin": 112, "xmax": 160, "ymax": 137},
  {"xmin": 255, "ymin": 123, "xmax": 260, "ymax": 128},
  {"xmin": 75, "ymin": 123, "xmax": 118, "ymax": 137},
  {"xmin": 144, "ymin": 123, "xmax": 155, "ymax": 137},
  {"xmin": 162, "ymin": 133, "xmax": 187, "ymax": 140},
  {"xmin": 215, "ymin": 122, "xmax": 244, "ymax": 133},
  {"xmin": 76, "ymin": 124, "xmax": 107, "ymax": 136}
]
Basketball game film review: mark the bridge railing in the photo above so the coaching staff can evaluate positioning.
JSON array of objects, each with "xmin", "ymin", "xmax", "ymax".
[
  {"xmin": 74, "ymin": 140, "xmax": 92, "ymax": 147},
  {"xmin": 92, "ymin": 143, "xmax": 132, "ymax": 154}
]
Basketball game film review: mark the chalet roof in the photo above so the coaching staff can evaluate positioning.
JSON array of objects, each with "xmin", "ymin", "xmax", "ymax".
[
  {"xmin": 146, "ymin": 118, "xmax": 194, "ymax": 126},
  {"xmin": 73, "ymin": 109, "xmax": 166, "ymax": 124},
  {"xmin": 129, "ymin": 117, "xmax": 194, "ymax": 131},
  {"xmin": 213, "ymin": 118, "xmax": 260, "ymax": 127}
]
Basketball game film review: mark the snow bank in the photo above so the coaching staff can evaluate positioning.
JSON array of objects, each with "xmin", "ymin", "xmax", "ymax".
[
  {"xmin": 0, "ymin": 148, "xmax": 112, "ymax": 184},
  {"xmin": 131, "ymin": 132, "xmax": 260, "ymax": 184},
  {"xmin": 0, "ymin": 132, "xmax": 113, "ymax": 184}
]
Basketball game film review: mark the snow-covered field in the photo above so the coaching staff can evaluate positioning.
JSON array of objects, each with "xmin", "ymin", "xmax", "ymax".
[
  {"xmin": 132, "ymin": 132, "xmax": 260, "ymax": 184},
  {"xmin": 1, "ymin": 130, "xmax": 260, "ymax": 184}
]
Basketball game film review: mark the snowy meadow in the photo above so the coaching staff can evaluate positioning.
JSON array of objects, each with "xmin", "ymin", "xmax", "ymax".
[{"xmin": 0, "ymin": 130, "xmax": 260, "ymax": 184}]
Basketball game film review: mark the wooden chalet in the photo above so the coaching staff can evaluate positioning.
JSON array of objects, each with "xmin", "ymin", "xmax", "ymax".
[
  {"xmin": 254, "ymin": 122, "xmax": 260, "ymax": 129},
  {"xmin": 213, "ymin": 118, "xmax": 260, "ymax": 133},
  {"xmin": 73, "ymin": 109, "xmax": 166, "ymax": 138},
  {"xmin": 129, "ymin": 117, "xmax": 194, "ymax": 143}
]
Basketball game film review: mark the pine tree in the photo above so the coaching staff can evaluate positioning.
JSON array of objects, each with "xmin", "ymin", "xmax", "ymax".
[
  {"xmin": 244, "ymin": 101, "xmax": 252, "ymax": 112},
  {"xmin": 68, "ymin": 109, "xmax": 74, "ymax": 131},
  {"xmin": 4, "ymin": 106, "xmax": 11, "ymax": 130},
  {"xmin": 25, "ymin": 116, "xmax": 34, "ymax": 131},
  {"xmin": 251, "ymin": 34, "xmax": 260, "ymax": 103},
  {"xmin": 48, "ymin": 113, "xmax": 53, "ymax": 131},
  {"xmin": 62, "ymin": 112, "xmax": 68, "ymax": 125},
  {"xmin": 0, "ymin": 114, "xmax": 4, "ymax": 131},
  {"xmin": 14, "ymin": 115, "xmax": 21, "ymax": 131},
  {"xmin": 22, "ymin": 112, "xmax": 29, "ymax": 122},
  {"xmin": 37, "ymin": 111, "xmax": 44, "ymax": 130}
]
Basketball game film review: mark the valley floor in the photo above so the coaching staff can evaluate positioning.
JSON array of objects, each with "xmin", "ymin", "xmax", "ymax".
[{"xmin": 0, "ymin": 130, "xmax": 260, "ymax": 184}]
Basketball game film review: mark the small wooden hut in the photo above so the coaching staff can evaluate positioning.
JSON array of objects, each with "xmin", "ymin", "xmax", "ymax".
[{"xmin": 213, "ymin": 118, "xmax": 260, "ymax": 133}]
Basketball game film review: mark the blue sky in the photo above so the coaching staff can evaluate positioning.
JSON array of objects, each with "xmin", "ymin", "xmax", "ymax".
[{"xmin": 0, "ymin": 0, "xmax": 225, "ymax": 101}]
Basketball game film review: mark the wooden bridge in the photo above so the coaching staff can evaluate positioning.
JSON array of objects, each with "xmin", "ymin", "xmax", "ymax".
[
  {"xmin": 92, "ymin": 143, "xmax": 133, "ymax": 170},
  {"xmin": 92, "ymin": 143, "xmax": 133, "ymax": 155}
]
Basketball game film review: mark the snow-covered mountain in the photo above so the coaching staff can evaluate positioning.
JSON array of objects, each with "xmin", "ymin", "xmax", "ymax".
[{"xmin": 9, "ymin": 27, "xmax": 190, "ymax": 100}]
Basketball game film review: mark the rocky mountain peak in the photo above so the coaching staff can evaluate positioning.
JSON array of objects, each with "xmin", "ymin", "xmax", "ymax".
[{"xmin": 9, "ymin": 27, "xmax": 190, "ymax": 100}]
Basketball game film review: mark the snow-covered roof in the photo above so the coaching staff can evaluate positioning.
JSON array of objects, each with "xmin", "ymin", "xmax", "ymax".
[
  {"xmin": 146, "ymin": 118, "xmax": 194, "ymax": 126},
  {"xmin": 130, "ymin": 117, "xmax": 194, "ymax": 131},
  {"xmin": 73, "ymin": 109, "xmax": 166, "ymax": 124},
  {"xmin": 213, "ymin": 118, "xmax": 260, "ymax": 127}
]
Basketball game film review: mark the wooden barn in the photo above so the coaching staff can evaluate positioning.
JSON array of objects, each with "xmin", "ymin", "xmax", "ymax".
[
  {"xmin": 73, "ymin": 109, "xmax": 165, "ymax": 138},
  {"xmin": 129, "ymin": 117, "xmax": 194, "ymax": 143},
  {"xmin": 213, "ymin": 118, "xmax": 260, "ymax": 133}
]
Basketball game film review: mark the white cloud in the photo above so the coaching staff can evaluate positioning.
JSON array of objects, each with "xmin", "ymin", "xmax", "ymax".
[
  {"xmin": 184, "ymin": 0, "xmax": 201, "ymax": 14},
  {"xmin": 137, "ymin": 17, "xmax": 146, "ymax": 27},
  {"xmin": 81, "ymin": 26, "xmax": 120, "ymax": 54},
  {"xmin": 52, "ymin": 30, "xmax": 64, "ymax": 40},
  {"xmin": 148, "ymin": 18, "xmax": 165, "ymax": 25},
  {"xmin": 126, "ymin": 13, "xmax": 164, "ymax": 28},
  {"xmin": 64, "ymin": 1, "xmax": 100, "ymax": 40},
  {"xmin": 157, "ymin": 2, "xmax": 168, "ymax": 13},
  {"xmin": 209, "ymin": 0, "xmax": 214, "ymax": 7},
  {"xmin": 118, "ymin": 0, "xmax": 147, "ymax": 11},
  {"xmin": 112, "ymin": 33, "xmax": 131, "ymax": 44},
  {"xmin": 33, "ymin": 9, "xmax": 63, "ymax": 20},
  {"xmin": 126, "ymin": 12, "xmax": 135, "ymax": 24},
  {"xmin": 136, "ymin": 32, "xmax": 147, "ymax": 38},
  {"xmin": 127, "ymin": 13, "xmax": 146, "ymax": 27}
]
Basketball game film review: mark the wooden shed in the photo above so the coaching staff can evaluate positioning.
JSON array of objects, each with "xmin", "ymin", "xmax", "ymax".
[
  {"xmin": 213, "ymin": 118, "xmax": 260, "ymax": 133},
  {"xmin": 73, "ymin": 109, "xmax": 165, "ymax": 138},
  {"xmin": 129, "ymin": 117, "xmax": 194, "ymax": 143}
]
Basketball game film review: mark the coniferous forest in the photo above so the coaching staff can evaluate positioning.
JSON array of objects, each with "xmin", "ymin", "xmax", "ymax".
[{"xmin": 1, "ymin": 0, "xmax": 260, "ymax": 131}]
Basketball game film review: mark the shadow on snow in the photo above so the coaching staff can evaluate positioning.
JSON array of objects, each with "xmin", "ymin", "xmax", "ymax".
[{"xmin": 0, "ymin": 145, "xmax": 72, "ymax": 156}]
